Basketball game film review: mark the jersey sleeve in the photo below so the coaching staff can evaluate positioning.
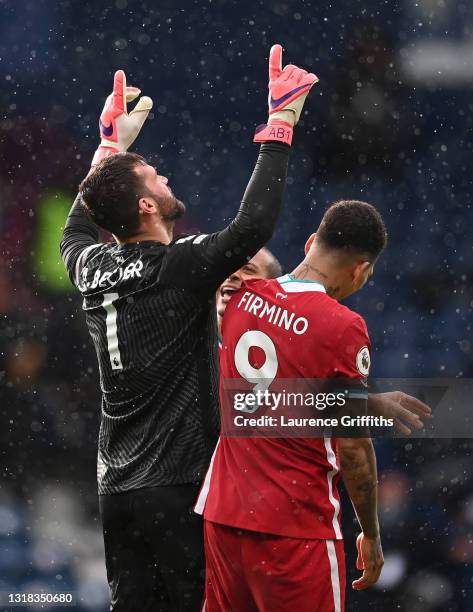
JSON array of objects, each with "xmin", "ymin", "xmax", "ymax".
[
  {"xmin": 160, "ymin": 141, "xmax": 290, "ymax": 295},
  {"xmin": 335, "ymin": 314, "xmax": 372, "ymax": 390},
  {"xmin": 60, "ymin": 195, "xmax": 102, "ymax": 289},
  {"xmin": 331, "ymin": 314, "xmax": 371, "ymax": 435}
]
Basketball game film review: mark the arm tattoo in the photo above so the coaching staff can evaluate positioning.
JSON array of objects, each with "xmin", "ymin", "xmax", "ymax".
[{"xmin": 339, "ymin": 440, "xmax": 379, "ymax": 537}]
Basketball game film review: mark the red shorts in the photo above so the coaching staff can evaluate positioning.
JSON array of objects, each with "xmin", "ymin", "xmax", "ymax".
[{"xmin": 203, "ymin": 520, "xmax": 345, "ymax": 612}]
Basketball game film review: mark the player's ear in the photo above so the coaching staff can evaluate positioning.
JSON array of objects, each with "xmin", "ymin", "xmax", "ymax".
[
  {"xmin": 353, "ymin": 261, "xmax": 372, "ymax": 287},
  {"xmin": 304, "ymin": 233, "xmax": 316, "ymax": 255},
  {"xmin": 138, "ymin": 197, "xmax": 158, "ymax": 215}
]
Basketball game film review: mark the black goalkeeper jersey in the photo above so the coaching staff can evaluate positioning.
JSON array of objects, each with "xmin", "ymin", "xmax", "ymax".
[{"xmin": 60, "ymin": 141, "xmax": 290, "ymax": 494}]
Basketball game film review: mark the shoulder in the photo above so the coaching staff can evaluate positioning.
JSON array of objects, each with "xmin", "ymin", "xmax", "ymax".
[
  {"xmin": 330, "ymin": 300, "xmax": 368, "ymax": 334},
  {"xmin": 163, "ymin": 233, "xmax": 211, "ymax": 265},
  {"xmin": 332, "ymin": 304, "xmax": 371, "ymax": 377},
  {"xmin": 77, "ymin": 242, "xmax": 165, "ymax": 293},
  {"xmin": 77, "ymin": 241, "xmax": 108, "ymax": 262},
  {"xmin": 304, "ymin": 294, "xmax": 371, "ymax": 372},
  {"xmin": 73, "ymin": 242, "xmax": 109, "ymax": 287},
  {"xmin": 169, "ymin": 233, "xmax": 209, "ymax": 248},
  {"xmin": 321, "ymin": 298, "xmax": 369, "ymax": 346},
  {"xmin": 242, "ymin": 277, "xmax": 271, "ymax": 291},
  {"xmin": 85, "ymin": 241, "xmax": 165, "ymax": 267}
]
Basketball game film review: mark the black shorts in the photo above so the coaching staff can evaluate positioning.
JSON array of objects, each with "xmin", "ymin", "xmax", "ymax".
[{"xmin": 99, "ymin": 483, "xmax": 204, "ymax": 612}]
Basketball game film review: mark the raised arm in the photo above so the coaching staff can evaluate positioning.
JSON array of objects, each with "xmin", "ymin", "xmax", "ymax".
[
  {"xmin": 60, "ymin": 70, "xmax": 153, "ymax": 285},
  {"xmin": 60, "ymin": 196, "xmax": 100, "ymax": 286},
  {"xmin": 163, "ymin": 44, "xmax": 318, "ymax": 293}
]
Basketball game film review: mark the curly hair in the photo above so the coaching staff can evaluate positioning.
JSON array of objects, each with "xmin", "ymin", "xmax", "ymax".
[{"xmin": 317, "ymin": 200, "xmax": 387, "ymax": 260}]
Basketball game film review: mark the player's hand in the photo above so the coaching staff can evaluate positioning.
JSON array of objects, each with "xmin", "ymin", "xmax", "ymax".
[
  {"xmin": 368, "ymin": 391, "xmax": 432, "ymax": 436},
  {"xmin": 352, "ymin": 533, "xmax": 384, "ymax": 590},
  {"xmin": 267, "ymin": 44, "xmax": 318, "ymax": 126},
  {"xmin": 92, "ymin": 70, "xmax": 153, "ymax": 166}
]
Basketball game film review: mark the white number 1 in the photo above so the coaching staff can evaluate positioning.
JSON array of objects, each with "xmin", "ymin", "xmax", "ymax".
[{"xmin": 102, "ymin": 293, "xmax": 123, "ymax": 370}]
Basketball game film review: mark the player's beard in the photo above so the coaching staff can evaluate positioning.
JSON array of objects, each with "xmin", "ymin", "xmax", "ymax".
[{"xmin": 157, "ymin": 191, "xmax": 186, "ymax": 222}]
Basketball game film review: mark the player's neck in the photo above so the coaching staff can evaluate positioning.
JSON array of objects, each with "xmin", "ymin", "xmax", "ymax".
[
  {"xmin": 120, "ymin": 219, "xmax": 174, "ymax": 245},
  {"xmin": 290, "ymin": 259, "xmax": 343, "ymax": 300}
]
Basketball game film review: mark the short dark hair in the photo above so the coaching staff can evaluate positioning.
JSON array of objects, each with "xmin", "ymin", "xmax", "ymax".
[
  {"xmin": 79, "ymin": 152, "xmax": 148, "ymax": 239},
  {"xmin": 317, "ymin": 200, "xmax": 387, "ymax": 260},
  {"xmin": 262, "ymin": 249, "xmax": 283, "ymax": 279}
]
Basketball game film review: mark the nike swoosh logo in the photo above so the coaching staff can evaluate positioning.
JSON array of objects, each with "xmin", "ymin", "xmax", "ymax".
[
  {"xmin": 100, "ymin": 118, "xmax": 114, "ymax": 137},
  {"xmin": 270, "ymin": 83, "xmax": 312, "ymax": 109}
]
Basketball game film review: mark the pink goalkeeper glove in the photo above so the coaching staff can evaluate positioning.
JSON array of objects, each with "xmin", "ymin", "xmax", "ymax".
[
  {"xmin": 254, "ymin": 44, "xmax": 318, "ymax": 146},
  {"xmin": 92, "ymin": 70, "xmax": 153, "ymax": 166}
]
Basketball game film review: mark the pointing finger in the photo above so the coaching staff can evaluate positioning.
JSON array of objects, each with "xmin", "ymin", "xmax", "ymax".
[
  {"xmin": 113, "ymin": 69, "xmax": 126, "ymax": 112},
  {"xmin": 269, "ymin": 44, "xmax": 283, "ymax": 81}
]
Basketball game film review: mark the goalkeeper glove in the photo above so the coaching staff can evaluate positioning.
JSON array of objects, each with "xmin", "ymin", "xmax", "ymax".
[
  {"xmin": 92, "ymin": 70, "xmax": 153, "ymax": 166},
  {"xmin": 254, "ymin": 44, "xmax": 318, "ymax": 146}
]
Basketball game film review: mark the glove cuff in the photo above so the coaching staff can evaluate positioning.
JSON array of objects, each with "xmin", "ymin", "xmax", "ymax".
[
  {"xmin": 91, "ymin": 145, "xmax": 120, "ymax": 167},
  {"xmin": 254, "ymin": 120, "xmax": 293, "ymax": 145}
]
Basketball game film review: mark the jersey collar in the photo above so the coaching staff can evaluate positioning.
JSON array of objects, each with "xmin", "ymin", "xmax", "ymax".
[{"xmin": 276, "ymin": 274, "xmax": 327, "ymax": 294}]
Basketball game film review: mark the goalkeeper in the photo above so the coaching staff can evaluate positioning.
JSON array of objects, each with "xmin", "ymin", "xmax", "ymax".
[{"xmin": 60, "ymin": 46, "xmax": 318, "ymax": 611}]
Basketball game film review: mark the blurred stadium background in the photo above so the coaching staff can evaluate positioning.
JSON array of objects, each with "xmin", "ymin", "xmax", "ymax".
[{"xmin": 0, "ymin": 0, "xmax": 472, "ymax": 610}]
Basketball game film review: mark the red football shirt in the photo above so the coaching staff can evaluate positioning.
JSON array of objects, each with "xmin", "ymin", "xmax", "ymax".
[{"xmin": 196, "ymin": 274, "xmax": 371, "ymax": 540}]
